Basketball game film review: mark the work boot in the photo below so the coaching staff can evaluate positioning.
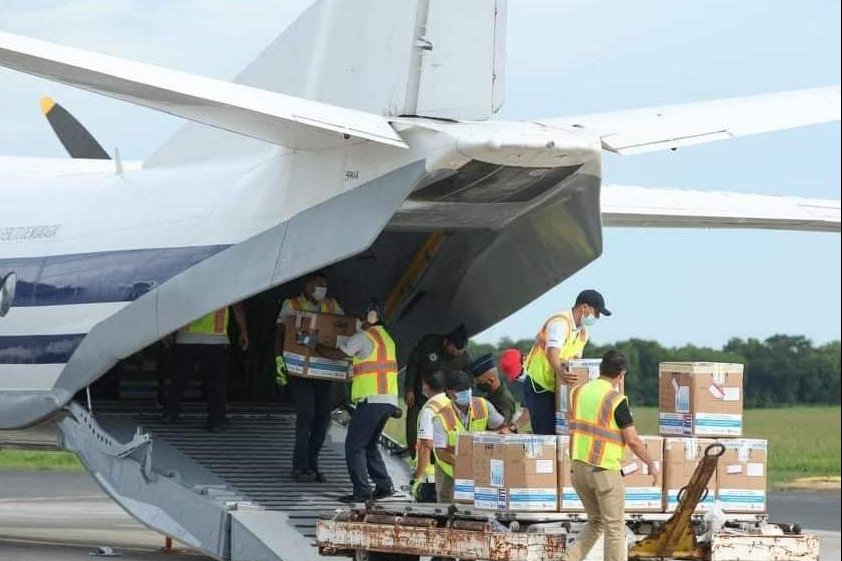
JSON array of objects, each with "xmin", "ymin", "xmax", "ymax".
[
  {"xmin": 372, "ymin": 486, "xmax": 396, "ymax": 500},
  {"xmin": 313, "ymin": 472, "xmax": 328, "ymax": 483},
  {"xmin": 291, "ymin": 470, "xmax": 316, "ymax": 482},
  {"xmin": 337, "ymin": 494, "xmax": 371, "ymax": 504}
]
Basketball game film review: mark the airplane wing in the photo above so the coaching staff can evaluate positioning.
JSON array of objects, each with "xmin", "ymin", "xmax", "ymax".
[
  {"xmin": 0, "ymin": 31, "xmax": 407, "ymax": 151},
  {"xmin": 539, "ymin": 87, "xmax": 841, "ymax": 155},
  {"xmin": 601, "ymin": 183, "xmax": 841, "ymax": 232}
]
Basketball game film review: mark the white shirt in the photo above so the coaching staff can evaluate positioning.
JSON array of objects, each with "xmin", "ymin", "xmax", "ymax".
[
  {"xmin": 545, "ymin": 316, "xmax": 574, "ymax": 349},
  {"xmin": 338, "ymin": 330, "xmax": 374, "ymax": 359},
  {"xmin": 432, "ymin": 400, "xmax": 505, "ymax": 448}
]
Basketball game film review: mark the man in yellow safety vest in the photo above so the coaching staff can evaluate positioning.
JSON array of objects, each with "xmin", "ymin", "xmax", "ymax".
[
  {"xmin": 301, "ymin": 302, "xmax": 399, "ymax": 503},
  {"xmin": 409, "ymin": 371, "xmax": 449, "ymax": 502},
  {"xmin": 275, "ymin": 271, "xmax": 344, "ymax": 482},
  {"xmin": 524, "ymin": 289, "xmax": 611, "ymax": 435},
  {"xmin": 165, "ymin": 303, "xmax": 249, "ymax": 432},
  {"xmin": 432, "ymin": 370, "xmax": 507, "ymax": 502},
  {"xmin": 562, "ymin": 350, "xmax": 658, "ymax": 561}
]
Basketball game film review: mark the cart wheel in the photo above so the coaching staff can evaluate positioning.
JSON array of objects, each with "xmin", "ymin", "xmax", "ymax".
[{"xmin": 705, "ymin": 443, "xmax": 725, "ymax": 458}]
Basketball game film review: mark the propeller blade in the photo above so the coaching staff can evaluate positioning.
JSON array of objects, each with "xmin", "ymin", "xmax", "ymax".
[{"xmin": 40, "ymin": 96, "xmax": 110, "ymax": 159}]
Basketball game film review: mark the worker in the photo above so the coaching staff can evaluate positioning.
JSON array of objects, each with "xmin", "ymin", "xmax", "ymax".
[
  {"xmin": 404, "ymin": 324, "xmax": 471, "ymax": 459},
  {"xmin": 562, "ymin": 350, "xmax": 659, "ymax": 561},
  {"xmin": 523, "ymin": 289, "xmax": 611, "ymax": 435},
  {"xmin": 301, "ymin": 302, "xmax": 398, "ymax": 503},
  {"xmin": 497, "ymin": 348, "xmax": 534, "ymax": 432},
  {"xmin": 165, "ymin": 304, "xmax": 249, "ymax": 432},
  {"xmin": 432, "ymin": 370, "xmax": 507, "ymax": 503},
  {"xmin": 468, "ymin": 353, "xmax": 518, "ymax": 424},
  {"xmin": 408, "ymin": 371, "xmax": 449, "ymax": 502},
  {"xmin": 275, "ymin": 271, "xmax": 344, "ymax": 482}
]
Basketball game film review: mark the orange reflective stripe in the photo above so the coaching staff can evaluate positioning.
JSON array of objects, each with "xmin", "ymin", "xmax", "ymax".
[
  {"xmin": 470, "ymin": 397, "xmax": 488, "ymax": 420},
  {"xmin": 568, "ymin": 420, "xmax": 624, "ymax": 444},
  {"xmin": 213, "ymin": 309, "xmax": 226, "ymax": 333},
  {"xmin": 597, "ymin": 391, "xmax": 618, "ymax": 425},
  {"xmin": 437, "ymin": 406, "xmax": 458, "ymax": 432},
  {"xmin": 365, "ymin": 327, "xmax": 390, "ymax": 395},
  {"xmin": 352, "ymin": 361, "xmax": 398, "ymax": 375},
  {"xmin": 590, "ymin": 439, "xmax": 606, "ymax": 465}
]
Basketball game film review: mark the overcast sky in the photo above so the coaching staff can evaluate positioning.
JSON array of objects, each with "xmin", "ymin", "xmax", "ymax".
[{"xmin": 0, "ymin": 0, "xmax": 839, "ymax": 348}]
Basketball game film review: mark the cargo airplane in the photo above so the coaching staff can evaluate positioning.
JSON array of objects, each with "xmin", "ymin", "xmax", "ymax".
[{"xmin": 0, "ymin": 1, "xmax": 839, "ymax": 560}]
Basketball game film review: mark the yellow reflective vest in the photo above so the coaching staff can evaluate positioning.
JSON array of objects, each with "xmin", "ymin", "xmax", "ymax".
[
  {"xmin": 185, "ymin": 309, "xmax": 229, "ymax": 336},
  {"xmin": 433, "ymin": 397, "xmax": 490, "ymax": 478},
  {"xmin": 286, "ymin": 294, "xmax": 342, "ymax": 314},
  {"xmin": 350, "ymin": 325, "xmax": 398, "ymax": 402},
  {"xmin": 416, "ymin": 393, "xmax": 451, "ymax": 479},
  {"xmin": 569, "ymin": 378, "xmax": 627, "ymax": 470},
  {"xmin": 525, "ymin": 310, "xmax": 588, "ymax": 392}
]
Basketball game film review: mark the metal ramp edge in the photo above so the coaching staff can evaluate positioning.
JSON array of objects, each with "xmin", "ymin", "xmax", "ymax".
[{"xmin": 57, "ymin": 401, "xmax": 316, "ymax": 561}]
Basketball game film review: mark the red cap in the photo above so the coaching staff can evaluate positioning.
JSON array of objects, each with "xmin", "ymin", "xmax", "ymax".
[{"xmin": 498, "ymin": 348, "xmax": 524, "ymax": 382}]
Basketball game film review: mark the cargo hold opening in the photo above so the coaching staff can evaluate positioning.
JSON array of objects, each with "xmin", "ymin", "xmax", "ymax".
[{"xmin": 84, "ymin": 229, "xmax": 444, "ymax": 412}]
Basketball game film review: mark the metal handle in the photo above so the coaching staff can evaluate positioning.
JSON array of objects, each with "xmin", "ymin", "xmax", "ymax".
[{"xmin": 705, "ymin": 443, "xmax": 725, "ymax": 458}]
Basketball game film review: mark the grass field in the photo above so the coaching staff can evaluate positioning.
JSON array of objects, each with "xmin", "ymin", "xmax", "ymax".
[{"xmin": 2, "ymin": 406, "xmax": 838, "ymax": 487}]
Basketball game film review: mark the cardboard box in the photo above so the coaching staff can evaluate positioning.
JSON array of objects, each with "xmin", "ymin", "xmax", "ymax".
[
  {"xmin": 555, "ymin": 359, "xmax": 625, "ymax": 435},
  {"xmin": 474, "ymin": 434, "xmax": 558, "ymax": 511},
  {"xmin": 282, "ymin": 312, "xmax": 355, "ymax": 381},
  {"xmin": 454, "ymin": 433, "xmax": 474, "ymax": 503},
  {"xmin": 717, "ymin": 438, "xmax": 767, "ymax": 513},
  {"xmin": 659, "ymin": 362, "xmax": 743, "ymax": 437},
  {"xmin": 621, "ymin": 436, "xmax": 664, "ymax": 512},
  {"xmin": 557, "ymin": 435, "xmax": 584, "ymax": 511},
  {"xmin": 662, "ymin": 437, "xmax": 719, "ymax": 512}
]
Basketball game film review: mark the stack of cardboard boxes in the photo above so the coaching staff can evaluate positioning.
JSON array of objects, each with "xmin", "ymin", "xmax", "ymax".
[
  {"xmin": 659, "ymin": 362, "xmax": 767, "ymax": 514},
  {"xmin": 454, "ymin": 361, "xmax": 767, "ymax": 514}
]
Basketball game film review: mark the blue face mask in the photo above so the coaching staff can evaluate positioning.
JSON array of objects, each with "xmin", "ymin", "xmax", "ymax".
[
  {"xmin": 582, "ymin": 313, "xmax": 597, "ymax": 328},
  {"xmin": 454, "ymin": 389, "xmax": 472, "ymax": 406}
]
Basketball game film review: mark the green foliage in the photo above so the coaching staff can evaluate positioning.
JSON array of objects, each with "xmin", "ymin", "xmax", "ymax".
[
  {"xmin": 0, "ymin": 450, "xmax": 82, "ymax": 471},
  {"xmin": 472, "ymin": 334, "xmax": 840, "ymax": 407}
]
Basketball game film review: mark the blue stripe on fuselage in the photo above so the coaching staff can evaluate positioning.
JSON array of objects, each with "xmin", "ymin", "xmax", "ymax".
[
  {"xmin": 0, "ymin": 334, "xmax": 86, "ymax": 364},
  {"xmin": 0, "ymin": 245, "xmax": 229, "ymax": 307}
]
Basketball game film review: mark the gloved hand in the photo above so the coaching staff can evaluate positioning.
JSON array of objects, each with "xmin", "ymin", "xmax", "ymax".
[
  {"xmin": 295, "ymin": 331, "xmax": 318, "ymax": 349},
  {"xmin": 275, "ymin": 355, "xmax": 288, "ymax": 387},
  {"xmin": 409, "ymin": 478, "xmax": 423, "ymax": 500}
]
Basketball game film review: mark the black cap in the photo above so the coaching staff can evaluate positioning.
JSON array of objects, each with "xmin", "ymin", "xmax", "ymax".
[
  {"xmin": 444, "ymin": 324, "xmax": 468, "ymax": 350},
  {"xmin": 468, "ymin": 353, "xmax": 496, "ymax": 377},
  {"xmin": 575, "ymin": 289, "xmax": 611, "ymax": 316}
]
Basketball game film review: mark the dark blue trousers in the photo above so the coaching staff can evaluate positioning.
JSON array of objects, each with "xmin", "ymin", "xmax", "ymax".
[
  {"xmin": 523, "ymin": 377, "xmax": 556, "ymax": 435},
  {"xmin": 289, "ymin": 376, "xmax": 334, "ymax": 473},
  {"xmin": 345, "ymin": 402, "xmax": 394, "ymax": 498}
]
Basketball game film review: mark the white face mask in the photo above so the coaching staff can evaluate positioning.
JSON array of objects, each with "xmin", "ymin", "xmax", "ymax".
[{"xmin": 312, "ymin": 286, "xmax": 327, "ymax": 302}]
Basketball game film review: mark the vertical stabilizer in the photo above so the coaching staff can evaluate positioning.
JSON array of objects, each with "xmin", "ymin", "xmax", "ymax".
[{"xmin": 146, "ymin": 0, "xmax": 506, "ymax": 167}]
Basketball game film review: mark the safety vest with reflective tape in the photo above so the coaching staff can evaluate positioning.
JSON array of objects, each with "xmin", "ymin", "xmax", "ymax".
[
  {"xmin": 433, "ymin": 397, "xmax": 490, "ymax": 478},
  {"xmin": 525, "ymin": 310, "xmax": 588, "ymax": 392},
  {"xmin": 287, "ymin": 294, "xmax": 342, "ymax": 314},
  {"xmin": 185, "ymin": 309, "xmax": 229, "ymax": 336},
  {"xmin": 416, "ymin": 393, "xmax": 452, "ymax": 480},
  {"xmin": 351, "ymin": 325, "xmax": 398, "ymax": 402},
  {"xmin": 569, "ymin": 378, "xmax": 627, "ymax": 470}
]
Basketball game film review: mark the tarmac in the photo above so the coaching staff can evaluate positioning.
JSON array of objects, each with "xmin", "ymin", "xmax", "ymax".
[{"xmin": 0, "ymin": 470, "xmax": 839, "ymax": 561}]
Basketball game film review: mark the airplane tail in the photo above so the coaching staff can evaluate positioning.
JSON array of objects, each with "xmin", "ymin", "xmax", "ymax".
[{"xmin": 146, "ymin": 0, "xmax": 507, "ymax": 167}]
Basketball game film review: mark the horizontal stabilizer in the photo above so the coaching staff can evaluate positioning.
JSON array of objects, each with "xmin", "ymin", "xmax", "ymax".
[
  {"xmin": 601, "ymin": 183, "xmax": 841, "ymax": 232},
  {"xmin": 541, "ymin": 87, "xmax": 841, "ymax": 155},
  {"xmin": 0, "ymin": 31, "xmax": 407, "ymax": 151}
]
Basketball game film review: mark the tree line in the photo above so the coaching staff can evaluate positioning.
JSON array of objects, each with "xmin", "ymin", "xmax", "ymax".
[{"xmin": 468, "ymin": 335, "xmax": 841, "ymax": 407}]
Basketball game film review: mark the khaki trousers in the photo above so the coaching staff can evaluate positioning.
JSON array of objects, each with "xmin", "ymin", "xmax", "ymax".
[
  {"xmin": 563, "ymin": 460, "xmax": 627, "ymax": 561},
  {"xmin": 434, "ymin": 464, "xmax": 454, "ymax": 503}
]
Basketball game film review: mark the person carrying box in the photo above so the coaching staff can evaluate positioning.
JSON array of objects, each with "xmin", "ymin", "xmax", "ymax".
[
  {"xmin": 275, "ymin": 271, "xmax": 343, "ymax": 482},
  {"xmin": 523, "ymin": 289, "xmax": 611, "ymax": 435}
]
